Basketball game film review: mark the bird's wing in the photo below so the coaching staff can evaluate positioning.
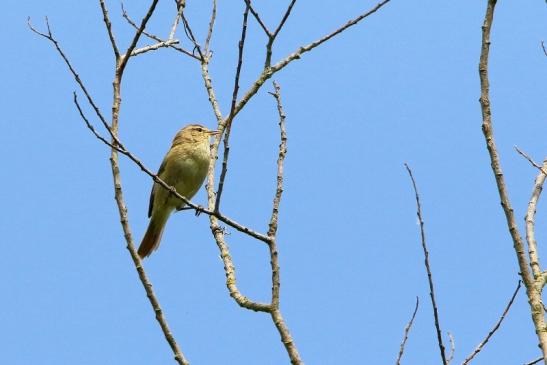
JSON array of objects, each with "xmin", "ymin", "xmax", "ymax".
[{"xmin": 148, "ymin": 157, "xmax": 168, "ymax": 218}]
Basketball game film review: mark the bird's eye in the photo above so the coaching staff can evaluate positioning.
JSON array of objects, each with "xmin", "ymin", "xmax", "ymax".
[{"xmin": 197, "ymin": 127, "xmax": 203, "ymax": 132}]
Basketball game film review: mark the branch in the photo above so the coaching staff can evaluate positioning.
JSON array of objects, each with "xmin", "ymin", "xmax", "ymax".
[
  {"xmin": 243, "ymin": 0, "xmax": 271, "ymax": 36},
  {"xmin": 266, "ymin": 81, "xmax": 301, "ymax": 365},
  {"xmin": 272, "ymin": 0, "xmax": 297, "ymax": 39},
  {"xmin": 99, "ymin": 0, "xmax": 120, "ymax": 58},
  {"xmin": 267, "ymin": 81, "xmax": 287, "ymax": 238},
  {"xmin": 204, "ymin": 0, "xmax": 217, "ymax": 52},
  {"xmin": 404, "ymin": 163, "xmax": 447, "ymax": 365},
  {"xmin": 264, "ymin": 0, "xmax": 297, "ymax": 67},
  {"xmin": 525, "ymin": 158, "xmax": 547, "ymax": 283},
  {"xmin": 180, "ymin": 9, "xmax": 204, "ymax": 60},
  {"xmin": 395, "ymin": 297, "xmax": 419, "ymax": 365},
  {"xmin": 478, "ymin": 0, "xmax": 547, "ymax": 356},
  {"xmin": 515, "ymin": 147, "xmax": 547, "ymax": 176},
  {"xmin": 515, "ymin": 147, "xmax": 547, "ymax": 283},
  {"xmin": 168, "ymin": 0, "xmax": 184, "ymax": 41},
  {"xmin": 215, "ymin": 3, "xmax": 250, "ymax": 212},
  {"xmin": 524, "ymin": 356, "xmax": 544, "ymax": 365},
  {"xmin": 461, "ymin": 280, "xmax": 522, "ymax": 365},
  {"xmin": 447, "ymin": 332, "xmax": 455, "ymax": 364},
  {"xmin": 131, "ymin": 39, "xmax": 180, "ymax": 56}
]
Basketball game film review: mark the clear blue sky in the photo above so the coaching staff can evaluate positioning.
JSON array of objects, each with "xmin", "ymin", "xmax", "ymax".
[{"xmin": 3, "ymin": 1, "xmax": 547, "ymax": 364}]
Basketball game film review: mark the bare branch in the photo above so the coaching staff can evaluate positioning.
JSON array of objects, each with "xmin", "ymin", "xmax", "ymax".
[
  {"xmin": 266, "ymin": 81, "xmax": 301, "ymax": 364},
  {"xmin": 478, "ymin": 0, "xmax": 547, "ymax": 356},
  {"xmin": 447, "ymin": 332, "xmax": 455, "ymax": 364},
  {"xmin": 461, "ymin": 281, "xmax": 522, "ymax": 365},
  {"xmin": 404, "ymin": 163, "xmax": 447, "ymax": 365},
  {"xmin": 271, "ymin": 308, "xmax": 302, "ymax": 365},
  {"xmin": 215, "ymin": 4, "xmax": 250, "ymax": 212},
  {"xmin": 131, "ymin": 39, "xmax": 180, "ymax": 56},
  {"xmin": 180, "ymin": 10, "xmax": 204, "ymax": 60},
  {"xmin": 168, "ymin": 0, "xmax": 184, "ymax": 41},
  {"xmin": 395, "ymin": 297, "xmax": 419, "ymax": 365},
  {"xmin": 99, "ymin": 0, "xmax": 120, "ymax": 58},
  {"xmin": 272, "ymin": 0, "xmax": 297, "ymax": 39},
  {"xmin": 243, "ymin": 0, "xmax": 271, "ymax": 36},
  {"xmin": 515, "ymin": 147, "xmax": 547, "ymax": 284},
  {"xmin": 524, "ymin": 356, "xmax": 544, "ymax": 365},
  {"xmin": 267, "ymin": 81, "xmax": 287, "ymax": 238},
  {"xmin": 515, "ymin": 146, "xmax": 547, "ymax": 176},
  {"xmin": 525, "ymin": 158, "xmax": 547, "ymax": 283},
  {"xmin": 542, "ymin": 41, "xmax": 547, "ymax": 57},
  {"xmin": 204, "ymin": 0, "xmax": 217, "ymax": 52}
]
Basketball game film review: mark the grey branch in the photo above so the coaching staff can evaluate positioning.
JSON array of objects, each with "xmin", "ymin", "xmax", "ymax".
[
  {"xmin": 395, "ymin": 297, "xmax": 419, "ymax": 365},
  {"xmin": 405, "ymin": 163, "xmax": 447, "ymax": 365},
  {"xmin": 461, "ymin": 281, "xmax": 522, "ymax": 365}
]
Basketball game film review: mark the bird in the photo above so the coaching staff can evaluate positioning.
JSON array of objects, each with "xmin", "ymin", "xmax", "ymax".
[{"xmin": 138, "ymin": 124, "xmax": 218, "ymax": 258}]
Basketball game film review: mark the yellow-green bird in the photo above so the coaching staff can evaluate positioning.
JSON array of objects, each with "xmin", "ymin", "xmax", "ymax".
[{"xmin": 138, "ymin": 124, "xmax": 218, "ymax": 258}]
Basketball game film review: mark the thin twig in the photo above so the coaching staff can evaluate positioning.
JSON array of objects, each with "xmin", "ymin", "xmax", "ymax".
[
  {"xmin": 515, "ymin": 147, "xmax": 547, "ymax": 176},
  {"xmin": 478, "ymin": 0, "xmax": 547, "ymax": 357},
  {"xmin": 395, "ymin": 297, "xmax": 419, "ymax": 365},
  {"xmin": 525, "ymin": 356, "xmax": 544, "ymax": 365},
  {"xmin": 215, "ymin": 3, "xmax": 249, "ymax": 213},
  {"xmin": 131, "ymin": 39, "xmax": 180, "ymax": 56},
  {"xmin": 168, "ymin": 0, "xmax": 184, "ymax": 41},
  {"xmin": 461, "ymin": 281, "xmax": 522, "ymax": 365},
  {"xmin": 180, "ymin": 10, "xmax": 204, "ymax": 60},
  {"xmin": 541, "ymin": 41, "xmax": 547, "ymax": 57},
  {"xmin": 404, "ymin": 163, "xmax": 447, "ymax": 365},
  {"xmin": 243, "ymin": 0, "xmax": 271, "ymax": 36},
  {"xmin": 515, "ymin": 146, "xmax": 547, "ymax": 283},
  {"xmin": 267, "ymin": 81, "xmax": 287, "ymax": 239},
  {"xmin": 525, "ymin": 159, "xmax": 547, "ymax": 284},
  {"xmin": 447, "ymin": 332, "xmax": 455, "ymax": 364},
  {"xmin": 204, "ymin": 0, "xmax": 217, "ymax": 52},
  {"xmin": 99, "ymin": 0, "xmax": 120, "ymax": 58},
  {"xmin": 272, "ymin": 0, "xmax": 297, "ymax": 39}
]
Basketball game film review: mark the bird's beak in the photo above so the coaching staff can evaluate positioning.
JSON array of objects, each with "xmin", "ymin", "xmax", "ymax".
[{"xmin": 208, "ymin": 130, "xmax": 220, "ymax": 136}]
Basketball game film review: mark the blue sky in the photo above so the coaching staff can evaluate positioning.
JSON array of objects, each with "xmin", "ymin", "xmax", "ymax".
[{"xmin": 3, "ymin": 1, "xmax": 547, "ymax": 364}]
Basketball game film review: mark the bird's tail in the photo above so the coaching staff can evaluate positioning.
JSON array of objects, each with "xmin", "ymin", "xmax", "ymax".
[{"xmin": 138, "ymin": 213, "xmax": 169, "ymax": 258}]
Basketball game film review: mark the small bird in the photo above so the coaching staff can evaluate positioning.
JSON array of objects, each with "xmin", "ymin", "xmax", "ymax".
[{"xmin": 138, "ymin": 124, "xmax": 218, "ymax": 258}]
